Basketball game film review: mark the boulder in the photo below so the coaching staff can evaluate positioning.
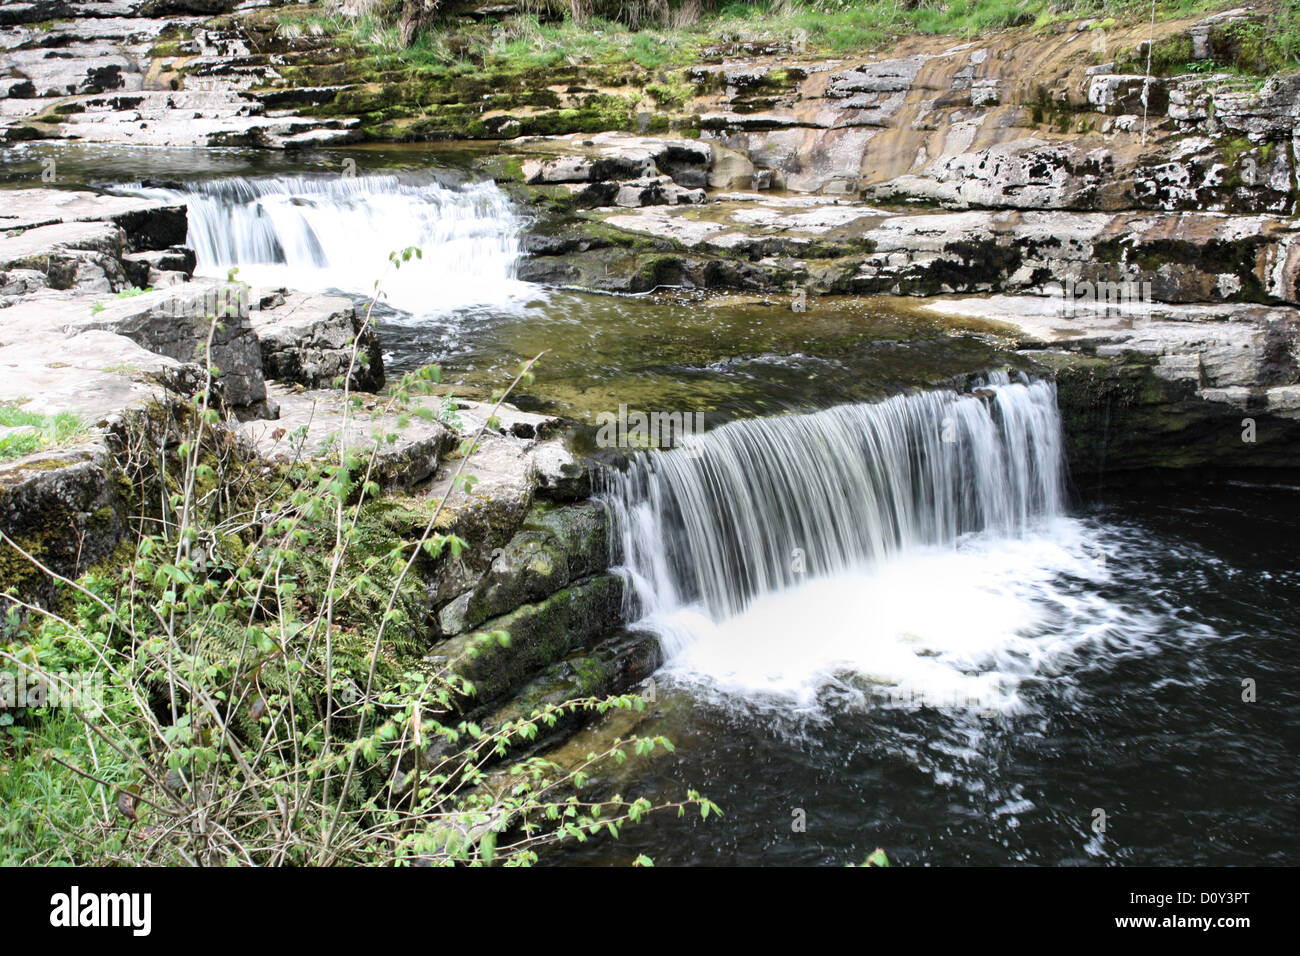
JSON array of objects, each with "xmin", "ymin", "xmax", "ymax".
[
  {"xmin": 438, "ymin": 500, "xmax": 609, "ymax": 635},
  {"xmin": 71, "ymin": 280, "xmax": 269, "ymax": 414},
  {"xmin": 237, "ymin": 387, "xmax": 456, "ymax": 490},
  {"xmin": 0, "ymin": 220, "xmax": 128, "ymax": 292},
  {"xmin": 0, "ymin": 444, "xmax": 127, "ymax": 611},
  {"xmin": 248, "ymin": 291, "xmax": 384, "ymax": 392},
  {"xmin": 436, "ymin": 574, "xmax": 624, "ymax": 706}
]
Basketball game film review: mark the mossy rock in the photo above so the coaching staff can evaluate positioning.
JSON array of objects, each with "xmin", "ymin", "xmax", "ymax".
[
  {"xmin": 440, "ymin": 500, "xmax": 610, "ymax": 635},
  {"xmin": 0, "ymin": 449, "xmax": 125, "ymax": 612},
  {"xmin": 439, "ymin": 573, "xmax": 625, "ymax": 707}
]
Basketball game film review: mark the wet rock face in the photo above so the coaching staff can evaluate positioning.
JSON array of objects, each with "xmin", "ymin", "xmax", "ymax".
[
  {"xmin": 438, "ymin": 573, "xmax": 626, "ymax": 707},
  {"xmin": 439, "ymin": 500, "xmax": 610, "ymax": 636},
  {"xmin": 1049, "ymin": 354, "xmax": 1300, "ymax": 484},
  {"xmin": 913, "ymin": 294, "xmax": 1300, "ymax": 479}
]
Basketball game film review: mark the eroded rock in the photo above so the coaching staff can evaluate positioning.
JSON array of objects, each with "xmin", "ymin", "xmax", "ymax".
[{"xmin": 248, "ymin": 290, "xmax": 384, "ymax": 392}]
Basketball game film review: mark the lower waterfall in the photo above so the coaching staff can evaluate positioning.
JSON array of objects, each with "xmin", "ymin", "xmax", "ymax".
[{"xmin": 599, "ymin": 375, "xmax": 1116, "ymax": 713}]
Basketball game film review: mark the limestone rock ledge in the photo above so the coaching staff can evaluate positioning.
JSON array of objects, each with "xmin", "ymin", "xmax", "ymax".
[{"xmin": 920, "ymin": 294, "xmax": 1300, "ymax": 483}]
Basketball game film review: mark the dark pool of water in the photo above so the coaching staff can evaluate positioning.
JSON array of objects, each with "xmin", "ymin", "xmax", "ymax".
[{"xmin": 545, "ymin": 480, "xmax": 1300, "ymax": 866}]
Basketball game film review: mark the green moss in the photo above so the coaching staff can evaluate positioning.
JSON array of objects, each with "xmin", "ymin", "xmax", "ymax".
[
  {"xmin": 441, "ymin": 574, "xmax": 623, "ymax": 707},
  {"xmin": 646, "ymin": 79, "xmax": 692, "ymax": 110},
  {"xmin": 0, "ymin": 526, "xmax": 54, "ymax": 600}
]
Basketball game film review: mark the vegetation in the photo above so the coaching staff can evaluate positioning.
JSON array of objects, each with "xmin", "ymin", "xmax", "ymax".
[
  {"xmin": 278, "ymin": 0, "xmax": 1247, "ymax": 75},
  {"xmin": 0, "ymin": 404, "xmax": 88, "ymax": 462},
  {"xmin": 0, "ymin": 250, "xmax": 716, "ymax": 866},
  {"xmin": 1115, "ymin": 1, "xmax": 1300, "ymax": 75}
]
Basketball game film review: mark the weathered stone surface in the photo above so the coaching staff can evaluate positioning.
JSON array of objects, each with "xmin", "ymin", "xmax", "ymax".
[
  {"xmin": 532, "ymin": 437, "xmax": 592, "ymax": 501},
  {"xmin": 0, "ymin": 443, "xmax": 127, "ymax": 611},
  {"xmin": 868, "ymin": 133, "xmax": 1295, "ymax": 215},
  {"xmin": 237, "ymin": 386, "xmax": 456, "ymax": 489},
  {"xmin": 0, "ymin": 220, "xmax": 128, "ymax": 292},
  {"xmin": 416, "ymin": 402, "xmax": 570, "ymax": 608},
  {"xmin": 52, "ymin": 90, "xmax": 362, "ymax": 148},
  {"xmin": 924, "ymin": 294, "xmax": 1300, "ymax": 391},
  {"xmin": 0, "ymin": 8, "xmax": 361, "ymax": 149},
  {"xmin": 921, "ymin": 293, "xmax": 1300, "ymax": 477},
  {"xmin": 517, "ymin": 132, "xmax": 714, "ymax": 208},
  {"xmin": 70, "ymin": 280, "xmax": 268, "ymax": 412},
  {"xmin": 122, "ymin": 246, "xmax": 196, "ymax": 288},
  {"xmin": 1041, "ymin": 350, "xmax": 1300, "ymax": 483},
  {"xmin": 0, "ymin": 189, "xmax": 187, "ymax": 251},
  {"xmin": 0, "ymin": 268, "xmax": 49, "ymax": 303},
  {"xmin": 0, "ymin": 310, "xmax": 196, "ymax": 426},
  {"xmin": 587, "ymin": 200, "xmax": 1300, "ymax": 304},
  {"xmin": 519, "ymin": 133, "xmax": 711, "ymax": 184},
  {"xmin": 248, "ymin": 291, "xmax": 384, "ymax": 392}
]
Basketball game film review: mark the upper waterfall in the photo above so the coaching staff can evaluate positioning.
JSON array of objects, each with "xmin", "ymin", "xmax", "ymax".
[
  {"xmin": 602, "ymin": 375, "xmax": 1066, "ymax": 624},
  {"xmin": 133, "ymin": 173, "xmax": 528, "ymax": 315}
]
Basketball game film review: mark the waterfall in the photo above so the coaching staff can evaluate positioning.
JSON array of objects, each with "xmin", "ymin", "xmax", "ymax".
[
  {"xmin": 133, "ymin": 173, "xmax": 528, "ymax": 315},
  {"xmin": 604, "ymin": 374, "xmax": 1065, "ymax": 622},
  {"xmin": 601, "ymin": 375, "xmax": 1083, "ymax": 710}
]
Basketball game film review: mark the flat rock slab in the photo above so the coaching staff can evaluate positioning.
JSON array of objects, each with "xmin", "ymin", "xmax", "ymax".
[
  {"xmin": 0, "ymin": 317, "xmax": 189, "ymax": 426},
  {"xmin": 922, "ymin": 293, "xmax": 1300, "ymax": 412},
  {"xmin": 0, "ymin": 220, "xmax": 129, "ymax": 294},
  {"xmin": 0, "ymin": 188, "xmax": 187, "ymax": 251},
  {"xmin": 237, "ymin": 386, "xmax": 456, "ymax": 490},
  {"xmin": 53, "ymin": 92, "xmax": 361, "ymax": 148},
  {"xmin": 601, "ymin": 195, "xmax": 887, "ymax": 251}
]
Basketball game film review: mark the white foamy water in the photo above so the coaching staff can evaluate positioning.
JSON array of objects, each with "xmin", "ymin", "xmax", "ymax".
[
  {"xmin": 135, "ymin": 174, "xmax": 533, "ymax": 315},
  {"xmin": 646, "ymin": 520, "xmax": 1145, "ymax": 714},
  {"xmin": 602, "ymin": 375, "xmax": 1164, "ymax": 715}
]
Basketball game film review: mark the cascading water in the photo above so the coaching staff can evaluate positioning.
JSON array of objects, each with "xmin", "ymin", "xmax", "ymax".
[
  {"xmin": 133, "ymin": 174, "xmax": 530, "ymax": 315},
  {"xmin": 600, "ymin": 374, "xmax": 1125, "ymax": 713}
]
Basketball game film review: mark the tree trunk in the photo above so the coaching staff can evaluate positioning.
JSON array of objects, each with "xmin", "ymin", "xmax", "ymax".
[{"xmin": 399, "ymin": 0, "xmax": 438, "ymax": 47}]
